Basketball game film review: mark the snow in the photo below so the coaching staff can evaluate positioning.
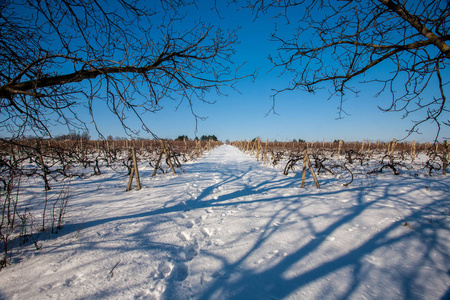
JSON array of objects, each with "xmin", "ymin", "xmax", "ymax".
[{"xmin": 1, "ymin": 145, "xmax": 449, "ymax": 299}]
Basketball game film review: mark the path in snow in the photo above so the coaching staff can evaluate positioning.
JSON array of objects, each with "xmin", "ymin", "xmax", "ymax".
[{"xmin": 0, "ymin": 145, "xmax": 449, "ymax": 300}]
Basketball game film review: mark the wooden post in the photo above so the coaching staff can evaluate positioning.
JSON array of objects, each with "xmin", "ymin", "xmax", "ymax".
[
  {"xmin": 301, "ymin": 148, "xmax": 320, "ymax": 189},
  {"xmin": 443, "ymin": 140, "xmax": 448, "ymax": 175},
  {"xmin": 167, "ymin": 141, "xmax": 184, "ymax": 172},
  {"xmin": 301, "ymin": 150, "xmax": 308, "ymax": 188},
  {"xmin": 390, "ymin": 138, "xmax": 396, "ymax": 157},
  {"xmin": 132, "ymin": 146, "xmax": 141, "ymax": 190},
  {"xmin": 127, "ymin": 146, "xmax": 141, "ymax": 191},
  {"xmin": 263, "ymin": 138, "xmax": 268, "ymax": 164},
  {"xmin": 161, "ymin": 140, "xmax": 176, "ymax": 175},
  {"xmin": 256, "ymin": 139, "xmax": 261, "ymax": 161},
  {"xmin": 127, "ymin": 168, "xmax": 135, "ymax": 191},
  {"xmin": 152, "ymin": 150, "xmax": 164, "ymax": 177}
]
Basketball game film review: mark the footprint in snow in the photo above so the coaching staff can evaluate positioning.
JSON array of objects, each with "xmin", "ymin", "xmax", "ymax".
[
  {"xmin": 205, "ymin": 239, "xmax": 224, "ymax": 246},
  {"xmin": 177, "ymin": 231, "xmax": 191, "ymax": 242},
  {"xmin": 195, "ymin": 215, "xmax": 207, "ymax": 224},
  {"xmin": 184, "ymin": 241, "xmax": 199, "ymax": 261},
  {"xmin": 201, "ymin": 227, "xmax": 213, "ymax": 237},
  {"xmin": 172, "ymin": 263, "xmax": 189, "ymax": 281},
  {"xmin": 158, "ymin": 261, "xmax": 173, "ymax": 278},
  {"xmin": 186, "ymin": 220, "xmax": 195, "ymax": 228}
]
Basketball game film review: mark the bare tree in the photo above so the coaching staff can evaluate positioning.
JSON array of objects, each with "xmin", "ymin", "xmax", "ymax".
[
  {"xmin": 240, "ymin": 0, "xmax": 450, "ymax": 140},
  {"xmin": 0, "ymin": 0, "xmax": 249, "ymax": 139}
]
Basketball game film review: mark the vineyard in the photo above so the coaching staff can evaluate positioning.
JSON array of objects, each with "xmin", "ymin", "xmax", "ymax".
[
  {"xmin": 0, "ymin": 139, "xmax": 449, "ymax": 299},
  {"xmin": 0, "ymin": 138, "xmax": 220, "ymax": 267},
  {"xmin": 234, "ymin": 138, "xmax": 449, "ymax": 178}
]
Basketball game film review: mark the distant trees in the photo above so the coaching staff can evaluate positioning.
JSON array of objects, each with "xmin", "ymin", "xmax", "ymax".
[
  {"xmin": 240, "ymin": 0, "xmax": 449, "ymax": 139},
  {"xmin": 176, "ymin": 135, "xmax": 190, "ymax": 141},
  {"xmin": 55, "ymin": 132, "xmax": 91, "ymax": 141},
  {"xmin": 201, "ymin": 135, "xmax": 218, "ymax": 141}
]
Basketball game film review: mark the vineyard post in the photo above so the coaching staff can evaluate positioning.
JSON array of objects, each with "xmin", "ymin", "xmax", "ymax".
[
  {"xmin": 361, "ymin": 139, "xmax": 365, "ymax": 152},
  {"xmin": 126, "ymin": 146, "xmax": 141, "ymax": 191},
  {"xmin": 443, "ymin": 140, "xmax": 448, "ymax": 175},
  {"xmin": 411, "ymin": 140, "xmax": 416, "ymax": 162},
  {"xmin": 301, "ymin": 150, "xmax": 308, "ymax": 188},
  {"xmin": 132, "ymin": 146, "xmax": 141, "ymax": 190},
  {"xmin": 250, "ymin": 139, "xmax": 255, "ymax": 155},
  {"xmin": 162, "ymin": 140, "xmax": 176, "ymax": 174},
  {"xmin": 390, "ymin": 139, "xmax": 396, "ymax": 157},
  {"xmin": 338, "ymin": 140, "xmax": 343, "ymax": 159},
  {"xmin": 256, "ymin": 139, "xmax": 261, "ymax": 161},
  {"xmin": 301, "ymin": 148, "xmax": 321, "ymax": 189},
  {"xmin": 195, "ymin": 140, "xmax": 199, "ymax": 158},
  {"xmin": 263, "ymin": 138, "xmax": 268, "ymax": 164},
  {"xmin": 168, "ymin": 142, "xmax": 183, "ymax": 172},
  {"xmin": 152, "ymin": 150, "xmax": 164, "ymax": 177},
  {"xmin": 200, "ymin": 140, "xmax": 204, "ymax": 156}
]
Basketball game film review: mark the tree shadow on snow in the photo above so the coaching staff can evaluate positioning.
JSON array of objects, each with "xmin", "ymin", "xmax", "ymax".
[
  {"xmin": 193, "ymin": 182, "xmax": 450, "ymax": 299},
  {"xmin": 8, "ymin": 152, "xmax": 449, "ymax": 299}
]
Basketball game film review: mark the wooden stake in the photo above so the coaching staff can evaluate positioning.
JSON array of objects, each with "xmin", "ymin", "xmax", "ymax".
[
  {"xmin": 301, "ymin": 148, "xmax": 320, "ymax": 189},
  {"xmin": 263, "ymin": 138, "xmax": 268, "ymax": 164},
  {"xmin": 256, "ymin": 139, "xmax": 261, "ymax": 161},
  {"xmin": 152, "ymin": 151, "xmax": 164, "ymax": 177},
  {"xmin": 390, "ymin": 138, "xmax": 396, "ymax": 157},
  {"xmin": 127, "ymin": 147, "xmax": 141, "ymax": 191},
  {"xmin": 127, "ymin": 168, "xmax": 135, "ymax": 191},
  {"xmin": 161, "ymin": 140, "xmax": 176, "ymax": 175},
  {"xmin": 132, "ymin": 146, "xmax": 141, "ymax": 190},
  {"xmin": 301, "ymin": 151, "xmax": 308, "ymax": 188},
  {"xmin": 443, "ymin": 140, "xmax": 448, "ymax": 175}
]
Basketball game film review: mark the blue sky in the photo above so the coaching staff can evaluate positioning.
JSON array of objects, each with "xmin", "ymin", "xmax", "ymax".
[{"xmin": 70, "ymin": 2, "xmax": 449, "ymax": 142}]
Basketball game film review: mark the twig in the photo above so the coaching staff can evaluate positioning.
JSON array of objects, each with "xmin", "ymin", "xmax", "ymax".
[{"xmin": 108, "ymin": 260, "xmax": 121, "ymax": 278}]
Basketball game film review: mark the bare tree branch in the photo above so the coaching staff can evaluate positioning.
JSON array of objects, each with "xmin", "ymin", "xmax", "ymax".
[
  {"xmin": 242, "ymin": 0, "xmax": 450, "ymax": 140},
  {"xmin": 0, "ymin": 0, "xmax": 253, "ymax": 139}
]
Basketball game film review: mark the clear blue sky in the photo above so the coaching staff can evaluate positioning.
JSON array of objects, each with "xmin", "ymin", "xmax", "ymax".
[{"xmin": 69, "ymin": 1, "xmax": 449, "ymax": 142}]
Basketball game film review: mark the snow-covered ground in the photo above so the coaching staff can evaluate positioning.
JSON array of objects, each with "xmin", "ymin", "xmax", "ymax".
[{"xmin": 0, "ymin": 145, "xmax": 449, "ymax": 299}]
